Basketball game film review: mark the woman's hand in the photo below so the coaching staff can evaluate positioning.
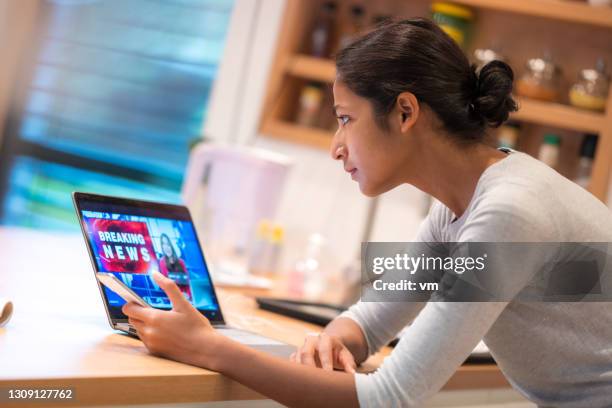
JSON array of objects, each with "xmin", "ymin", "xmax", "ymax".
[
  {"xmin": 122, "ymin": 271, "xmax": 225, "ymax": 370},
  {"xmin": 290, "ymin": 332, "xmax": 356, "ymax": 373}
]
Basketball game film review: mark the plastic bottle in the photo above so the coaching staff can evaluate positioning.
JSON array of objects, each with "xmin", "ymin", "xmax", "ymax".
[
  {"xmin": 249, "ymin": 219, "xmax": 272, "ymax": 275},
  {"xmin": 311, "ymin": 1, "xmax": 337, "ymax": 58},
  {"xmin": 288, "ymin": 234, "xmax": 326, "ymax": 299},
  {"xmin": 249, "ymin": 221, "xmax": 285, "ymax": 276},
  {"xmin": 538, "ymin": 134, "xmax": 561, "ymax": 169},
  {"xmin": 265, "ymin": 225, "xmax": 284, "ymax": 275},
  {"xmin": 575, "ymin": 134, "xmax": 598, "ymax": 189}
]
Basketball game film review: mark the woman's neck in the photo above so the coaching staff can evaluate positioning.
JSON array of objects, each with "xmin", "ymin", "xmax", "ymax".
[{"xmin": 409, "ymin": 140, "xmax": 507, "ymax": 219}]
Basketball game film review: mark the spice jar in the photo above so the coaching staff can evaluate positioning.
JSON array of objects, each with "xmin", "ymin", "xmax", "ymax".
[
  {"xmin": 431, "ymin": 2, "xmax": 474, "ymax": 48},
  {"xmin": 569, "ymin": 59, "xmax": 609, "ymax": 112},
  {"xmin": 516, "ymin": 56, "xmax": 562, "ymax": 102},
  {"xmin": 296, "ymin": 83, "xmax": 324, "ymax": 127}
]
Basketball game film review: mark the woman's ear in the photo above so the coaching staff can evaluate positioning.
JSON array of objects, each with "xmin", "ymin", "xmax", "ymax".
[{"xmin": 396, "ymin": 92, "xmax": 419, "ymax": 133}]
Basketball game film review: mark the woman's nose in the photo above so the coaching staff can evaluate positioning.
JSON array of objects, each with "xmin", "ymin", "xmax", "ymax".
[
  {"xmin": 333, "ymin": 146, "xmax": 345, "ymax": 161},
  {"xmin": 330, "ymin": 132, "xmax": 346, "ymax": 161}
]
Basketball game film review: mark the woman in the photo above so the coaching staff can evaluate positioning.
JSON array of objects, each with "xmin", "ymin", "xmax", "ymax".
[
  {"xmin": 158, "ymin": 233, "xmax": 192, "ymax": 301},
  {"xmin": 123, "ymin": 19, "xmax": 612, "ymax": 407}
]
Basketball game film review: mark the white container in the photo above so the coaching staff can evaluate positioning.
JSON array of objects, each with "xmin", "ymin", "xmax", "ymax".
[{"xmin": 182, "ymin": 144, "xmax": 292, "ymax": 266}]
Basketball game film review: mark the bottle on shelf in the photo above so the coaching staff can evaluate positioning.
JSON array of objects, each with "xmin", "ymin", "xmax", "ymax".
[
  {"xmin": 310, "ymin": 1, "xmax": 337, "ymax": 59},
  {"xmin": 538, "ymin": 133, "xmax": 561, "ymax": 169},
  {"xmin": 496, "ymin": 121, "xmax": 521, "ymax": 150},
  {"xmin": 574, "ymin": 134, "xmax": 599, "ymax": 189},
  {"xmin": 337, "ymin": 4, "xmax": 366, "ymax": 51},
  {"xmin": 295, "ymin": 82, "xmax": 324, "ymax": 127}
]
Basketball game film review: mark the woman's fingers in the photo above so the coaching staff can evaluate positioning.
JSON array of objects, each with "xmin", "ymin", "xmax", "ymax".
[
  {"xmin": 316, "ymin": 333, "xmax": 334, "ymax": 371},
  {"xmin": 152, "ymin": 272, "xmax": 190, "ymax": 312},
  {"xmin": 129, "ymin": 318, "xmax": 148, "ymax": 338},
  {"xmin": 337, "ymin": 348, "xmax": 357, "ymax": 374},
  {"xmin": 297, "ymin": 334, "xmax": 318, "ymax": 366},
  {"xmin": 122, "ymin": 301, "xmax": 155, "ymax": 322},
  {"xmin": 293, "ymin": 333, "xmax": 357, "ymax": 373}
]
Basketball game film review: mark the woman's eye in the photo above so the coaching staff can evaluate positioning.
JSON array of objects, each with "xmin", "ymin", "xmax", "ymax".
[{"xmin": 337, "ymin": 115, "xmax": 350, "ymax": 126}]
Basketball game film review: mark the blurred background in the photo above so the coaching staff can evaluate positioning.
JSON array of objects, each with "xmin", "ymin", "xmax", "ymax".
[
  {"xmin": 1, "ymin": 0, "xmax": 611, "ymax": 300},
  {"xmin": 0, "ymin": 0, "xmax": 234, "ymax": 229}
]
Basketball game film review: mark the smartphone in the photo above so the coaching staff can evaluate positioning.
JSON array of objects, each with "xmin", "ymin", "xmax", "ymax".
[{"xmin": 96, "ymin": 272, "xmax": 152, "ymax": 308}]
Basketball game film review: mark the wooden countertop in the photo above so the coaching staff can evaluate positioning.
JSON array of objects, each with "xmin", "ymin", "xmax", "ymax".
[{"xmin": 0, "ymin": 227, "xmax": 508, "ymax": 407}]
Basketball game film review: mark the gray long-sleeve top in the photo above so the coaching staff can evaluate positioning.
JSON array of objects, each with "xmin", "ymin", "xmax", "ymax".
[{"xmin": 342, "ymin": 150, "xmax": 612, "ymax": 407}]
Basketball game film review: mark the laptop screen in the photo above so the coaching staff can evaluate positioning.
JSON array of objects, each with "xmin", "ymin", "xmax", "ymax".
[{"xmin": 74, "ymin": 193, "xmax": 222, "ymax": 323}]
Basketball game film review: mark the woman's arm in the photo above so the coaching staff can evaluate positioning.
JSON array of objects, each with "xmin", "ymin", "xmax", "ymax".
[
  {"xmin": 291, "ymin": 301, "xmax": 426, "ymax": 374},
  {"xmin": 213, "ymin": 340, "xmax": 359, "ymax": 408},
  {"xmin": 122, "ymin": 272, "xmax": 359, "ymax": 408}
]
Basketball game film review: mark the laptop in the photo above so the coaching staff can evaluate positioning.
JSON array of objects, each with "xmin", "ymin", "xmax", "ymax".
[{"xmin": 73, "ymin": 192, "xmax": 294, "ymax": 358}]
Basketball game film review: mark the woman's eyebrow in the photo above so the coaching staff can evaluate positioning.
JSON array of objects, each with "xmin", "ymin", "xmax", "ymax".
[{"xmin": 333, "ymin": 104, "xmax": 345, "ymax": 115}]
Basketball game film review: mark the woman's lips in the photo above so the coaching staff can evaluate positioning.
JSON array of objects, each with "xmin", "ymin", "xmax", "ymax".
[{"xmin": 344, "ymin": 165, "xmax": 357, "ymax": 179}]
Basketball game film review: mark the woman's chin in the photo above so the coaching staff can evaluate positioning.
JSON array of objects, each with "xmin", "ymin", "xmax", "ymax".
[
  {"xmin": 358, "ymin": 181, "xmax": 382, "ymax": 197},
  {"xmin": 357, "ymin": 177, "xmax": 398, "ymax": 197}
]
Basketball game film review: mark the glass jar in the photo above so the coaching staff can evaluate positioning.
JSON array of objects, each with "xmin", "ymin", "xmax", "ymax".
[
  {"xmin": 473, "ymin": 48, "xmax": 506, "ymax": 72},
  {"xmin": 569, "ymin": 59, "xmax": 609, "ymax": 112},
  {"xmin": 516, "ymin": 56, "xmax": 562, "ymax": 102}
]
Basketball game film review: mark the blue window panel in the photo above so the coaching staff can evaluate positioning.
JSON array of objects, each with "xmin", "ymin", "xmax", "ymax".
[
  {"xmin": 1, "ymin": 0, "xmax": 235, "ymax": 229},
  {"xmin": 3, "ymin": 156, "xmax": 181, "ymax": 231}
]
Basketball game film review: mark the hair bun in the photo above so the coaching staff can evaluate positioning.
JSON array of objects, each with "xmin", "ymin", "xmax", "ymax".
[{"xmin": 473, "ymin": 60, "xmax": 518, "ymax": 127}]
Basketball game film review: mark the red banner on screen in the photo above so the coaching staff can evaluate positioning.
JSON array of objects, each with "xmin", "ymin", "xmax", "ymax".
[{"xmin": 85, "ymin": 218, "xmax": 158, "ymax": 274}]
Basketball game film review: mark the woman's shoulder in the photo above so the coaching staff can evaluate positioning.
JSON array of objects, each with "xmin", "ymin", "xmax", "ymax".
[{"xmin": 468, "ymin": 166, "xmax": 612, "ymax": 241}]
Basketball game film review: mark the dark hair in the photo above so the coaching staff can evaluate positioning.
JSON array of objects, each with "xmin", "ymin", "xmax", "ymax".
[{"xmin": 335, "ymin": 18, "xmax": 518, "ymax": 143}]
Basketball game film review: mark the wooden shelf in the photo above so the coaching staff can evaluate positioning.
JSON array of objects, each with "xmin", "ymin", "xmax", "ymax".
[
  {"xmin": 261, "ymin": 106, "xmax": 606, "ymax": 150},
  {"xmin": 513, "ymin": 98, "xmax": 606, "ymax": 134},
  {"xmin": 284, "ymin": 54, "xmax": 608, "ymax": 134},
  {"xmin": 285, "ymin": 55, "xmax": 335, "ymax": 83},
  {"xmin": 452, "ymin": 0, "xmax": 612, "ymax": 29},
  {"xmin": 261, "ymin": 118, "xmax": 333, "ymax": 150}
]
